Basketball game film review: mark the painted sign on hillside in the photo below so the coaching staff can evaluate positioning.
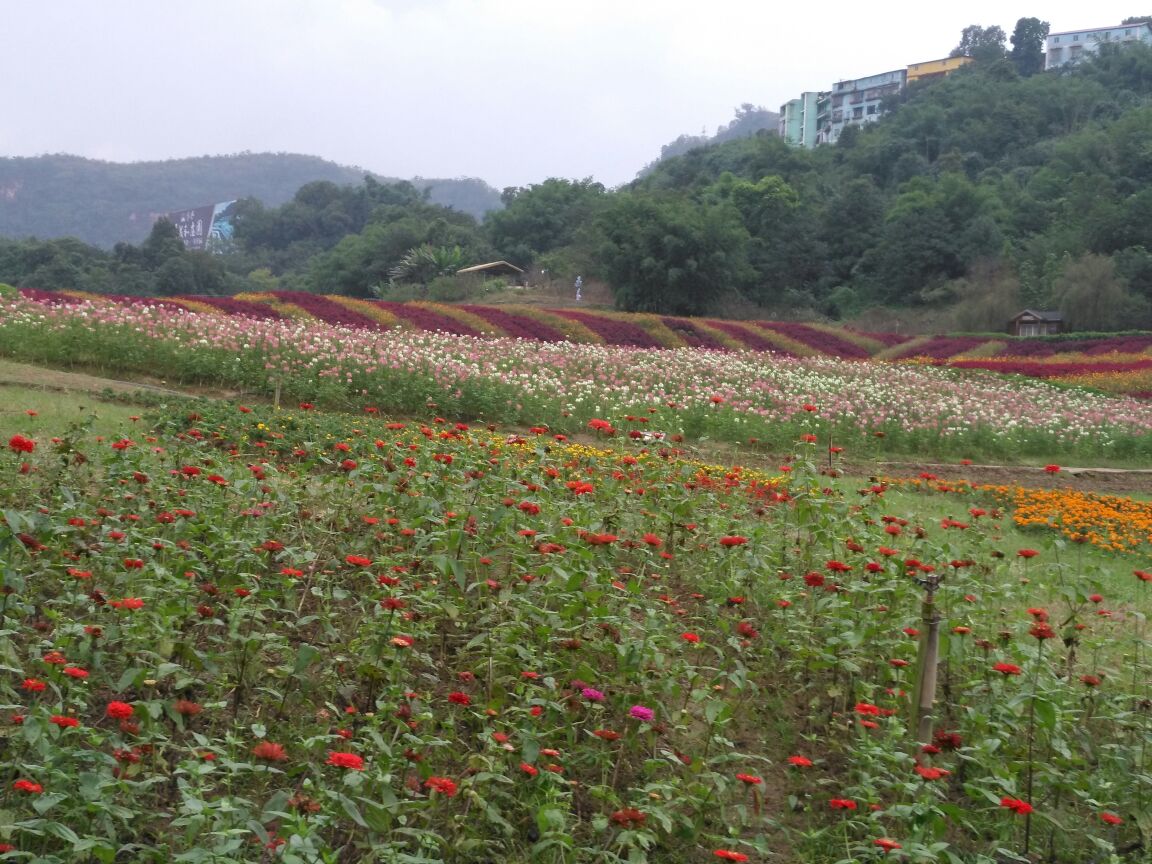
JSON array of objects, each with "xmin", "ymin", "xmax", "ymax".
[{"xmin": 163, "ymin": 200, "xmax": 237, "ymax": 252}]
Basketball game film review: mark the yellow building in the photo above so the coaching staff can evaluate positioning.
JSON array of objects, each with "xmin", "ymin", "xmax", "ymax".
[{"xmin": 906, "ymin": 56, "xmax": 973, "ymax": 84}]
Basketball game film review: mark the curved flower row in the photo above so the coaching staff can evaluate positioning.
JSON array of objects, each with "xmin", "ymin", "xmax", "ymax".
[{"xmin": 6, "ymin": 295, "xmax": 1152, "ymax": 460}]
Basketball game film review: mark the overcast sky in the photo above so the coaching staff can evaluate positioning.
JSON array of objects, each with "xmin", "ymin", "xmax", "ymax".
[{"xmin": 2, "ymin": 1, "xmax": 1142, "ymax": 189}]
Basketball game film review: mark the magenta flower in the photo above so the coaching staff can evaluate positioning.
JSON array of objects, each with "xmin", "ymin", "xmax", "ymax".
[
  {"xmin": 582, "ymin": 687, "xmax": 605, "ymax": 702},
  {"xmin": 629, "ymin": 705, "xmax": 655, "ymax": 722}
]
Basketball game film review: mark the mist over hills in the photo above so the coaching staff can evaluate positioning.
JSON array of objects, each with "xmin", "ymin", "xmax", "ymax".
[{"xmin": 0, "ymin": 153, "xmax": 503, "ymax": 248}]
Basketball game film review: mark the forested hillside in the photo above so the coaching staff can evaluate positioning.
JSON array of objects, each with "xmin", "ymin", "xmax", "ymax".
[
  {"xmin": 0, "ymin": 153, "xmax": 502, "ymax": 247},
  {"xmin": 6, "ymin": 33, "xmax": 1152, "ymax": 331}
]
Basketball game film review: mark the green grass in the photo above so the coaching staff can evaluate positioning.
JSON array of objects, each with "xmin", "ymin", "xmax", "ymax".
[{"xmin": 0, "ymin": 384, "xmax": 152, "ymax": 440}]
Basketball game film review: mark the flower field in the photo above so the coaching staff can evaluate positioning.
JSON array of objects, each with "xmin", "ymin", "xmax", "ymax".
[
  {"xmin": 16, "ymin": 290, "xmax": 1152, "ymax": 398},
  {"xmin": 4, "ymin": 293, "xmax": 1152, "ymax": 465},
  {"xmin": 2, "ymin": 394, "xmax": 1150, "ymax": 863}
]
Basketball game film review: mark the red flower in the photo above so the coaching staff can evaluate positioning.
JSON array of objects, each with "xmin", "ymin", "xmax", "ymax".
[
  {"xmin": 829, "ymin": 798, "xmax": 857, "ymax": 810},
  {"xmin": 1017, "ymin": 549, "xmax": 1038, "ymax": 559},
  {"xmin": 713, "ymin": 851, "xmax": 749, "ymax": 862},
  {"xmin": 610, "ymin": 808, "xmax": 646, "ymax": 828},
  {"xmin": 681, "ymin": 632, "xmax": 700, "ymax": 644},
  {"xmin": 1099, "ymin": 812, "xmax": 1123, "ymax": 825},
  {"xmin": 787, "ymin": 755, "xmax": 813, "ymax": 767},
  {"xmin": 252, "ymin": 741, "xmax": 288, "ymax": 762},
  {"xmin": 992, "ymin": 662, "xmax": 1022, "ymax": 676},
  {"xmin": 22, "ymin": 678, "xmax": 47, "ymax": 693},
  {"xmin": 1081, "ymin": 674, "xmax": 1102, "ymax": 687},
  {"xmin": 593, "ymin": 729, "xmax": 621, "ymax": 741},
  {"xmin": 345, "ymin": 555, "xmax": 372, "ymax": 567},
  {"xmin": 326, "ymin": 751, "xmax": 365, "ymax": 770},
  {"xmin": 519, "ymin": 762, "xmax": 539, "ymax": 777},
  {"xmin": 1029, "ymin": 622, "xmax": 1056, "ymax": 641},
  {"xmin": 424, "ymin": 776, "xmax": 458, "ymax": 797},
  {"xmin": 719, "ymin": 536, "xmax": 748, "ymax": 547},
  {"xmin": 106, "ymin": 701, "xmax": 134, "ymax": 719},
  {"xmin": 8, "ymin": 434, "xmax": 35, "ymax": 453},
  {"xmin": 736, "ymin": 773, "xmax": 762, "ymax": 785},
  {"xmin": 13, "ymin": 779, "xmax": 43, "ymax": 794},
  {"xmin": 874, "ymin": 838, "xmax": 902, "ymax": 852},
  {"xmin": 914, "ymin": 765, "xmax": 950, "ymax": 780},
  {"xmin": 1135, "ymin": 570, "xmax": 1152, "ymax": 582},
  {"xmin": 1000, "ymin": 797, "xmax": 1033, "ymax": 815},
  {"xmin": 448, "ymin": 692, "xmax": 471, "ymax": 706},
  {"xmin": 50, "ymin": 715, "xmax": 80, "ymax": 728},
  {"xmin": 1043, "ymin": 464, "xmax": 1060, "ymax": 473}
]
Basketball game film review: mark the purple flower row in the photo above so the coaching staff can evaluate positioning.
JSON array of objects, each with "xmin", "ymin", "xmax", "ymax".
[
  {"xmin": 460, "ymin": 306, "xmax": 566, "ymax": 342},
  {"xmin": 548, "ymin": 310, "xmax": 663, "ymax": 348},
  {"xmin": 755, "ymin": 322, "xmax": 871, "ymax": 359}
]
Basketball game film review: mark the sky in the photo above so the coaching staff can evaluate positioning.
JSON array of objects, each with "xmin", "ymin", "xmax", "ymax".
[{"xmin": 2, "ymin": 1, "xmax": 1143, "ymax": 190}]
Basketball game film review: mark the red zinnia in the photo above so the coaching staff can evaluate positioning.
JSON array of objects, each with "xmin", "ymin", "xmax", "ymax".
[
  {"xmin": 8, "ymin": 434, "xmax": 35, "ymax": 453},
  {"xmin": 992, "ymin": 662, "xmax": 1022, "ymax": 676},
  {"xmin": 424, "ymin": 776, "xmax": 458, "ymax": 797},
  {"xmin": 448, "ymin": 692, "xmax": 471, "ymax": 706},
  {"xmin": 713, "ymin": 851, "xmax": 749, "ymax": 862},
  {"xmin": 1000, "ymin": 797, "xmax": 1033, "ymax": 815},
  {"xmin": 787, "ymin": 755, "xmax": 813, "ymax": 767},
  {"xmin": 326, "ymin": 751, "xmax": 365, "ymax": 770},
  {"xmin": 13, "ymin": 779, "xmax": 43, "ymax": 794},
  {"xmin": 252, "ymin": 741, "xmax": 288, "ymax": 762},
  {"xmin": 719, "ymin": 536, "xmax": 748, "ymax": 547},
  {"xmin": 735, "ymin": 773, "xmax": 762, "ymax": 785},
  {"xmin": 875, "ymin": 838, "xmax": 902, "ymax": 852},
  {"xmin": 1099, "ymin": 812, "xmax": 1123, "ymax": 825},
  {"xmin": 1017, "ymin": 549, "xmax": 1038, "ymax": 559},
  {"xmin": 106, "ymin": 701, "xmax": 134, "ymax": 719}
]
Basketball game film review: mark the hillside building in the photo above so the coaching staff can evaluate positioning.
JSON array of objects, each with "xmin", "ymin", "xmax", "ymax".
[
  {"xmin": 816, "ymin": 68, "xmax": 907, "ymax": 145},
  {"xmin": 778, "ymin": 92, "xmax": 823, "ymax": 148},
  {"xmin": 1045, "ymin": 22, "xmax": 1152, "ymax": 69},
  {"xmin": 907, "ymin": 55, "xmax": 973, "ymax": 83}
]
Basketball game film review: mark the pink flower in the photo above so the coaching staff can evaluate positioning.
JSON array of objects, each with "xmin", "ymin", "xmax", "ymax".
[{"xmin": 629, "ymin": 705, "xmax": 654, "ymax": 722}]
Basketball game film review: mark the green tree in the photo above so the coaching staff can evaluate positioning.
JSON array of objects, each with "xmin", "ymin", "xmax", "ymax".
[
  {"xmin": 1009, "ymin": 17, "xmax": 1050, "ymax": 77},
  {"xmin": 950, "ymin": 24, "xmax": 1008, "ymax": 63},
  {"xmin": 1052, "ymin": 253, "xmax": 1149, "ymax": 330},
  {"xmin": 594, "ymin": 193, "xmax": 749, "ymax": 315},
  {"xmin": 141, "ymin": 219, "xmax": 186, "ymax": 270},
  {"xmin": 484, "ymin": 178, "xmax": 606, "ymax": 266}
]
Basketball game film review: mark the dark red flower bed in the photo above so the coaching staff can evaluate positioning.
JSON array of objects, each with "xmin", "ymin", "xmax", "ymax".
[
  {"xmin": 704, "ymin": 320, "xmax": 795, "ymax": 354},
  {"xmin": 755, "ymin": 322, "xmax": 871, "ymax": 359},
  {"xmin": 459, "ymin": 306, "xmax": 566, "ymax": 342},
  {"xmin": 19, "ymin": 288, "xmax": 85, "ymax": 305},
  {"xmin": 375, "ymin": 302, "xmax": 482, "ymax": 337},
  {"xmin": 188, "ymin": 296, "xmax": 285, "ymax": 320},
  {"xmin": 996, "ymin": 336, "xmax": 1152, "ymax": 357},
  {"xmin": 270, "ymin": 292, "xmax": 390, "ymax": 331},
  {"xmin": 660, "ymin": 317, "xmax": 729, "ymax": 350},
  {"xmin": 548, "ymin": 310, "xmax": 664, "ymax": 348},
  {"xmin": 949, "ymin": 358, "xmax": 1152, "ymax": 377},
  {"xmin": 887, "ymin": 336, "xmax": 990, "ymax": 360},
  {"xmin": 849, "ymin": 327, "xmax": 909, "ymax": 347}
]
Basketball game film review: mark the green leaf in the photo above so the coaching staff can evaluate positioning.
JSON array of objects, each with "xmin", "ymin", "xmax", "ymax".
[
  {"xmin": 293, "ymin": 644, "xmax": 320, "ymax": 674},
  {"xmin": 32, "ymin": 792, "xmax": 68, "ymax": 815}
]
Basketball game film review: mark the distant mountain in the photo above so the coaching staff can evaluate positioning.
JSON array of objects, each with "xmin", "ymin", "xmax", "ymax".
[
  {"xmin": 0, "ymin": 153, "xmax": 503, "ymax": 247},
  {"xmin": 637, "ymin": 103, "xmax": 780, "ymax": 178}
]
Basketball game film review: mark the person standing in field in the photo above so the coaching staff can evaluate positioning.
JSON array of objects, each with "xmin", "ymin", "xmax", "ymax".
[{"xmin": 574, "ymin": 275, "xmax": 583, "ymax": 302}]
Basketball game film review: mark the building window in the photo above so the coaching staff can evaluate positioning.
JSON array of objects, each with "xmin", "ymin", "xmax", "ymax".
[
  {"xmin": 1054, "ymin": 36, "xmax": 1060, "ymax": 42},
  {"xmin": 1073, "ymin": 34, "xmax": 1079, "ymax": 41},
  {"xmin": 852, "ymin": 107, "xmax": 863, "ymax": 119},
  {"xmin": 867, "ymin": 104, "xmax": 877, "ymax": 115}
]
